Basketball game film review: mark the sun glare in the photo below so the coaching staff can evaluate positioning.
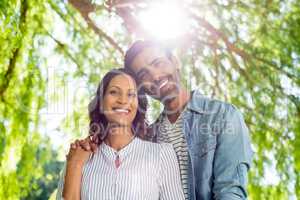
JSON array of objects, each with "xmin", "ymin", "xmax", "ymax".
[{"xmin": 138, "ymin": 3, "xmax": 189, "ymax": 40}]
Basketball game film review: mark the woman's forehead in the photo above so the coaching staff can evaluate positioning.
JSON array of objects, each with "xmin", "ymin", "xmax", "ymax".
[{"xmin": 108, "ymin": 74, "xmax": 136, "ymax": 90}]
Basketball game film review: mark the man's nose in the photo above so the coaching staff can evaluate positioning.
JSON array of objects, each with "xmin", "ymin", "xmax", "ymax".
[{"xmin": 148, "ymin": 67, "xmax": 161, "ymax": 83}]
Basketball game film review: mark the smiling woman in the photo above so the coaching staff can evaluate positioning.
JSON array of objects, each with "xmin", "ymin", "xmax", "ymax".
[
  {"xmin": 56, "ymin": 68, "xmax": 185, "ymax": 200},
  {"xmin": 102, "ymin": 73, "xmax": 139, "ymax": 128},
  {"xmin": 88, "ymin": 68, "xmax": 148, "ymax": 141}
]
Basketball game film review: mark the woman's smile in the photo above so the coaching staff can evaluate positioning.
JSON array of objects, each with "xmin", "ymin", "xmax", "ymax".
[{"xmin": 102, "ymin": 74, "xmax": 138, "ymax": 126}]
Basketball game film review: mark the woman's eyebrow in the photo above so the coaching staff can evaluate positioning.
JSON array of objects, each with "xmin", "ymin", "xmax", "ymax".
[
  {"xmin": 108, "ymin": 86, "xmax": 136, "ymax": 91},
  {"xmin": 107, "ymin": 86, "xmax": 121, "ymax": 90},
  {"xmin": 128, "ymin": 88, "xmax": 137, "ymax": 92}
]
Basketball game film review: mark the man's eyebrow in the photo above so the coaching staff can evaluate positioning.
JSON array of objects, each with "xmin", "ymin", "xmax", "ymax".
[
  {"xmin": 136, "ymin": 57, "xmax": 164, "ymax": 77},
  {"xmin": 136, "ymin": 68, "xmax": 147, "ymax": 77},
  {"xmin": 149, "ymin": 57, "xmax": 164, "ymax": 66}
]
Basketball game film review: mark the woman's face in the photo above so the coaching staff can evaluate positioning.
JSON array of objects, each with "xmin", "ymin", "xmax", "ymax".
[{"xmin": 102, "ymin": 73, "xmax": 138, "ymax": 127}]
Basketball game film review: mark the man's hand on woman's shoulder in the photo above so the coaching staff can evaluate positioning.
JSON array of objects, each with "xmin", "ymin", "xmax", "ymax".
[{"xmin": 66, "ymin": 136, "xmax": 99, "ymax": 167}]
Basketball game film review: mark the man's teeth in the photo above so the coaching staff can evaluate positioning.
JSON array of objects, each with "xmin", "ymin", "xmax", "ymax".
[
  {"xmin": 159, "ymin": 79, "xmax": 168, "ymax": 89},
  {"xmin": 114, "ymin": 109, "xmax": 129, "ymax": 113}
]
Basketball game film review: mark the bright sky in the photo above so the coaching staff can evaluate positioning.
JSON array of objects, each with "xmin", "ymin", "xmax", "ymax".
[{"xmin": 137, "ymin": 2, "xmax": 189, "ymax": 40}]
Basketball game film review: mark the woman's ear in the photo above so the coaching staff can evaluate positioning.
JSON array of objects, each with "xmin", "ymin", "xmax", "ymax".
[{"xmin": 99, "ymin": 100, "xmax": 104, "ymax": 114}]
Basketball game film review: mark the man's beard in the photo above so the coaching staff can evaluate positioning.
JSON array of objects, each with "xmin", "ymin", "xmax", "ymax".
[{"xmin": 148, "ymin": 74, "xmax": 181, "ymax": 101}]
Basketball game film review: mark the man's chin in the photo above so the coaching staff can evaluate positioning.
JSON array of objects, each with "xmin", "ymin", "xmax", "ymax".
[
  {"xmin": 157, "ymin": 92, "xmax": 177, "ymax": 104},
  {"xmin": 148, "ymin": 85, "xmax": 179, "ymax": 101}
]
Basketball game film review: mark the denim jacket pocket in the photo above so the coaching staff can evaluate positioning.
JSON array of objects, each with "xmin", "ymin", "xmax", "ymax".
[
  {"xmin": 191, "ymin": 136, "xmax": 216, "ymax": 180},
  {"xmin": 199, "ymin": 137, "xmax": 217, "ymax": 157},
  {"xmin": 191, "ymin": 135, "xmax": 217, "ymax": 158}
]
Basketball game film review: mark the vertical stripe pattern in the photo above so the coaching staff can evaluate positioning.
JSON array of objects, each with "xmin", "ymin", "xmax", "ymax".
[{"xmin": 56, "ymin": 138, "xmax": 185, "ymax": 200}]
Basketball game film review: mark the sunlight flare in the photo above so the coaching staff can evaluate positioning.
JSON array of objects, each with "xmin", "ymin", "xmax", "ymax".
[{"xmin": 138, "ymin": 2, "xmax": 189, "ymax": 40}]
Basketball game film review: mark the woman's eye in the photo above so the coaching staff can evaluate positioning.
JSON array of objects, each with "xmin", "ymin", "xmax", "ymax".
[
  {"xmin": 128, "ymin": 92, "xmax": 137, "ymax": 97},
  {"xmin": 109, "ymin": 90, "xmax": 118, "ymax": 95}
]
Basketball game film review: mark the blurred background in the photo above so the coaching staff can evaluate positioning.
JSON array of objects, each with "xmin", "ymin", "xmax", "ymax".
[{"xmin": 0, "ymin": 0, "xmax": 299, "ymax": 199}]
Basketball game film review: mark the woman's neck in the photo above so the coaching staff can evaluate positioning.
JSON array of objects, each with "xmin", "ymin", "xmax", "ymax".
[{"xmin": 104, "ymin": 125, "xmax": 134, "ymax": 151}]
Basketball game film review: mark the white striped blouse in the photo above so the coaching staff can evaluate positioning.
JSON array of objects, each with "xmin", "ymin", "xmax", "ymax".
[{"xmin": 56, "ymin": 137, "xmax": 185, "ymax": 200}]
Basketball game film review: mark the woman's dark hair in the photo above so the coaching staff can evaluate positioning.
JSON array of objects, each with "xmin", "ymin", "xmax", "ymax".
[{"xmin": 88, "ymin": 68, "xmax": 148, "ymax": 144}]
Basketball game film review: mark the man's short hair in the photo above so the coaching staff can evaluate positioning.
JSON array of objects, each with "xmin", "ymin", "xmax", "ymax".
[{"xmin": 124, "ymin": 40, "xmax": 173, "ymax": 70}]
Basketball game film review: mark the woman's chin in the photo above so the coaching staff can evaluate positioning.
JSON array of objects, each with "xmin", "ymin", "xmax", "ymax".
[{"xmin": 108, "ymin": 121, "xmax": 132, "ymax": 128}]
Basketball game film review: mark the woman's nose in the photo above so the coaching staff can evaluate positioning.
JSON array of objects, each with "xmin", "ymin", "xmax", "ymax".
[{"xmin": 117, "ymin": 94, "xmax": 128, "ymax": 104}]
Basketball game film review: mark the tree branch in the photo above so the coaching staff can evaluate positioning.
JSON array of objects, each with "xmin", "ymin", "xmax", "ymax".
[
  {"xmin": 0, "ymin": 48, "xmax": 20, "ymax": 97},
  {"xmin": 0, "ymin": 0, "xmax": 28, "ymax": 97},
  {"xmin": 46, "ymin": 32, "xmax": 84, "ymax": 73},
  {"xmin": 190, "ymin": 14, "xmax": 249, "ymax": 59},
  {"xmin": 68, "ymin": 0, "xmax": 124, "ymax": 55},
  {"xmin": 104, "ymin": 0, "xmax": 142, "ymax": 9},
  {"xmin": 190, "ymin": 13, "xmax": 299, "ymax": 82}
]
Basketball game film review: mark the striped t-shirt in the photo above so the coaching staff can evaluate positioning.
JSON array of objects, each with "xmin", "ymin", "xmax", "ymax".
[
  {"xmin": 56, "ymin": 137, "xmax": 185, "ymax": 200},
  {"xmin": 157, "ymin": 112, "xmax": 189, "ymax": 200}
]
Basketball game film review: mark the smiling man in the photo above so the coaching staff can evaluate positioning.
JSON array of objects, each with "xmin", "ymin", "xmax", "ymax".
[{"xmin": 124, "ymin": 40, "xmax": 253, "ymax": 200}]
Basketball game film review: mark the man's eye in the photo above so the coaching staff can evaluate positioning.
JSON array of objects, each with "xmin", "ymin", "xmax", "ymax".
[
  {"xmin": 140, "ymin": 73, "xmax": 151, "ymax": 81},
  {"xmin": 139, "ymin": 73, "xmax": 146, "ymax": 80},
  {"xmin": 155, "ymin": 60, "xmax": 166, "ymax": 67}
]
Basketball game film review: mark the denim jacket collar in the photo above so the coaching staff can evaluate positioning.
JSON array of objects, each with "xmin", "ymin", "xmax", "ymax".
[
  {"xmin": 186, "ymin": 90, "xmax": 210, "ymax": 114},
  {"xmin": 158, "ymin": 89, "xmax": 208, "ymax": 118}
]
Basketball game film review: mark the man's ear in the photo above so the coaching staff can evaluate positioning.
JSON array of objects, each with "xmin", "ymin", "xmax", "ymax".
[{"xmin": 170, "ymin": 54, "xmax": 181, "ymax": 71}]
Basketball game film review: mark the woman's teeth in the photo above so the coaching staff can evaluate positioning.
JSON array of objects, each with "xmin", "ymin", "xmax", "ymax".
[{"xmin": 114, "ymin": 108, "xmax": 129, "ymax": 113}]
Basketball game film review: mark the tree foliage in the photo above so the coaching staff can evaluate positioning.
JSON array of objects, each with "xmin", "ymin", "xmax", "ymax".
[{"xmin": 0, "ymin": 0, "xmax": 299, "ymax": 199}]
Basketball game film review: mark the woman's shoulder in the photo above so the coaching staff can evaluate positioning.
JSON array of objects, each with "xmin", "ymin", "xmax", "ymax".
[
  {"xmin": 136, "ymin": 137, "xmax": 159, "ymax": 148},
  {"xmin": 137, "ymin": 138, "xmax": 173, "ymax": 153}
]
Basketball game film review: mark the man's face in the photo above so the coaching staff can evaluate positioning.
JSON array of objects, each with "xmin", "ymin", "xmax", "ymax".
[{"xmin": 130, "ymin": 47, "xmax": 180, "ymax": 101}]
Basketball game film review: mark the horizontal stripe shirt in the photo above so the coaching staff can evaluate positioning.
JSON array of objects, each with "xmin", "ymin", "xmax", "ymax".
[
  {"xmin": 157, "ymin": 111, "xmax": 189, "ymax": 200},
  {"xmin": 56, "ymin": 137, "xmax": 185, "ymax": 200}
]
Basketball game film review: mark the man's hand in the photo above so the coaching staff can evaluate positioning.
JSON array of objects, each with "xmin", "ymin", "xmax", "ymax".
[
  {"xmin": 66, "ymin": 135, "xmax": 99, "ymax": 167},
  {"xmin": 70, "ymin": 135, "xmax": 99, "ymax": 153},
  {"xmin": 63, "ymin": 137, "xmax": 98, "ymax": 200}
]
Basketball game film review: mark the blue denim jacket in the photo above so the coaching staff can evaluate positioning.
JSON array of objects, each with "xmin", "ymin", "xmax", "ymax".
[{"xmin": 150, "ymin": 90, "xmax": 253, "ymax": 200}]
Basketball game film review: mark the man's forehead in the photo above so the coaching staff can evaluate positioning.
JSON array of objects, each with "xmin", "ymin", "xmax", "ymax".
[{"xmin": 137, "ymin": 47, "xmax": 166, "ymax": 64}]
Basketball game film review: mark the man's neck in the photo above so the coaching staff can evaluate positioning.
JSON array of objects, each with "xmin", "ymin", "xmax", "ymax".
[
  {"xmin": 104, "ymin": 126, "xmax": 134, "ymax": 151},
  {"xmin": 163, "ymin": 87, "xmax": 190, "ymax": 123}
]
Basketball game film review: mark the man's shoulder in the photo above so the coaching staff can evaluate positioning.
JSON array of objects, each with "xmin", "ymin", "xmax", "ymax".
[
  {"xmin": 187, "ymin": 90, "xmax": 239, "ymax": 117},
  {"xmin": 149, "ymin": 90, "xmax": 242, "ymax": 124}
]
